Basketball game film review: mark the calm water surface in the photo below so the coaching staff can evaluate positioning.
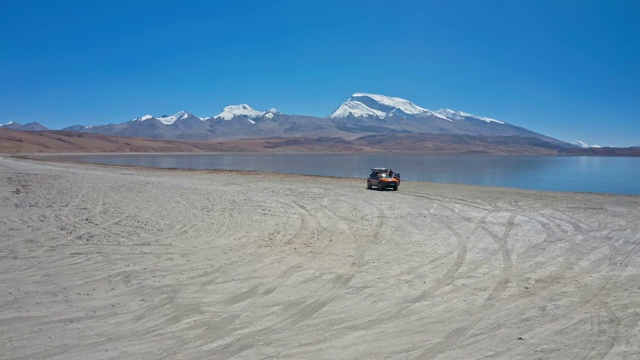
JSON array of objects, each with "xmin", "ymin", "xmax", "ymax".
[{"xmin": 51, "ymin": 154, "xmax": 640, "ymax": 195}]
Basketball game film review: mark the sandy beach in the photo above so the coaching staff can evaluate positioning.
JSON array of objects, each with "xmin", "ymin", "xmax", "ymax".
[{"xmin": 1, "ymin": 155, "xmax": 639, "ymax": 359}]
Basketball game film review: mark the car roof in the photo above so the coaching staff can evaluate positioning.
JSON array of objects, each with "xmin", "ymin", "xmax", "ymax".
[{"xmin": 372, "ymin": 168, "xmax": 389, "ymax": 172}]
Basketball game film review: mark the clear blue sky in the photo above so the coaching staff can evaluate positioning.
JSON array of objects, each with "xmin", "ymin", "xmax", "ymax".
[{"xmin": 1, "ymin": 0, "xmax": 639, "ymax": 146}]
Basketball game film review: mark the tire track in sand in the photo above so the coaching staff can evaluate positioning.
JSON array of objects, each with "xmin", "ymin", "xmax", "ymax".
[
  {"xmin": 416, "ymin": 212, "xmax": 518, "ymax": 360},
  {"xmin": 199, "ymin": 194, "xmax": 387, "ymax": 359}
]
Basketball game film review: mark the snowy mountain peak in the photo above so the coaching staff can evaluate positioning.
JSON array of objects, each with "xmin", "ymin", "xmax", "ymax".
[
  {"xmin": 352, "ymin": 93, "xmax": 428, "ymax": 115},
  {"xmin": 215, "ymin": 104, "xmax": 277, "ymax": 121},
  {"xmin": 328, "ymin": 93, "xmax": 506, "ymax": 124},
  {"xmin": 0, "ymin": 121, "xmax": 22, "ymax": 129},
  {"xmin": 130, "ymin": 111, "xmax": 203, "ymax": 125},
  {"xmin": 329, "ymin": 93, "xmax": 422, "ymax": 119},
  {"xmin": 329, "ymin": 99, "xmax": 387, "ymax": 119},
  {"xmin": 157, "ymin": 111, "xmax": 200, "ymax": 125},
  {"xmin": 329, "ymin": 92, "xmax": 448, "ymax": 120},
  {"xmin": 131, "ymin": 115, "xmax": 155, "ymax": 122}
]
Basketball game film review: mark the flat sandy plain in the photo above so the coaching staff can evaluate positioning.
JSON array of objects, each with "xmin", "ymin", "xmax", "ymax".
[{"xmin": 1, "ymin": 156, "xmax": 640, "ymax": 360}]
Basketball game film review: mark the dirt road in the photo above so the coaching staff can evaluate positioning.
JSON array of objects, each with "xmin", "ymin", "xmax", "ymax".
[{"xmin": 1, "ymin": 156, "xmax": 639, "ymax": 359}]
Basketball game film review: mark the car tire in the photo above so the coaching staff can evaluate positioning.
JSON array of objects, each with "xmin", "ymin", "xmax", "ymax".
[
  {"xmin": 378, "ymin": 184, "xmax": 383, "ymax": 191},
  {"xmin": 367, "ymin": 181, "xmax": 371, "ymax": 189},
  {"xmin": 393, "ymin": 186, "xmax": 398, "ymax": 191}
]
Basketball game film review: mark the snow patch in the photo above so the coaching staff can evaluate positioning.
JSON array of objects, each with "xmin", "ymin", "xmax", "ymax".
[
  {"xmin": 329, "ymin": 100, "xmax": 387, "ymax": 119},
  {"xmin": 572, "ymin": 140, "xmax": 603, "ymax": 148},
  {"xmin": 216, "ymin": 104, "xmax": 265, "ymax": 120},
  {"xmin": 435, "ymin": 109, "xmax": 504, "ymax": 124},
  {"xmin": 131, "ymin": 115, "xmax": 155, "ymax": 122},
  {"xmin": 156, "ymin": 111, "xmax": 200, "ymax": 125},
  {"xmin": 352, "ymin": 93, "xmax": 428, "ymax": 115}
]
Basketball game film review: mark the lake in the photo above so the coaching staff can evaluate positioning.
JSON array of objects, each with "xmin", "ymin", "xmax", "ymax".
[{"xmin": 49, "ymin": 153, "xmax": 640, "ymax": 195}]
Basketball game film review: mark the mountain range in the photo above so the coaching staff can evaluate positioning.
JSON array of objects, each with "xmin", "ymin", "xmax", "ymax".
[
  {"xmin": 1, "ymin": 121, "xmax": 49, "ymax": 132},
  {"xmin": 1, "ymin": 93, "xmax": 571, "ymax": 147}
]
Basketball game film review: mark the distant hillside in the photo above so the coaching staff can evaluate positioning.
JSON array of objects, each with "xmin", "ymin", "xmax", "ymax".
[
  {"xmin": 0, "ymin": 129, "xmax": 235, "ymax": 154},
  {"xmin": 0, "ymin": 128, "xmax": 609, "ymax": 155}
]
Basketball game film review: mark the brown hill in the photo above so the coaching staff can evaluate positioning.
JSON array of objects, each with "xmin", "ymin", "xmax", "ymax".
[
  {"xmin": 0, "ymin": 129, "xmax": 369, "ymax": 154},
  {"xmin": 3, "ymin": 128, "xmax": 638, "ymax": 155},
  {"xmin": 0, "ymin": 129, "xmax": 232, "ymax": 153}
]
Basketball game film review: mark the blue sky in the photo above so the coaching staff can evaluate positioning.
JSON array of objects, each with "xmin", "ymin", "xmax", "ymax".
[{"xmin": 1, "ymin": 0, "xmax": 639, "ymax": 146}]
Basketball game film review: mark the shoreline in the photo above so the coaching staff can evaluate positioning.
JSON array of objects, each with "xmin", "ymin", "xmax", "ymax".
[{"xmin": 10, "ymin": 153, "xmax": 640, "ymax": 197}]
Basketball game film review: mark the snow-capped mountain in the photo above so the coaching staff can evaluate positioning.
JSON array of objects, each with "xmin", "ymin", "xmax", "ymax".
[
  {"xmin": 215, "ymin": 104, "xmax": 279, "ymax": 122},
  {"xmin": 4, "ymin": 122, "xmax": 49, "ymax": 131},
  {"xmin": 129, "ymin": 111, "xmax": 203, "ymax": 125},
  {"xmin": 329, "ymin": 93, "xmax": 449, "ymax": 120},
  {"xmin": 1, "ymin": 121, "xmax": 22, "ymax": 130},
  {"xmin": 157, "ymin": 111, "xmax": 204, "ymax": 125},
  {"xmin": 329, "ymin": 93, "xmax": 506, "ymax": 124},
  {"xmin": 327, "ymin": 93, "xmax": 566, "ymax": 145}
]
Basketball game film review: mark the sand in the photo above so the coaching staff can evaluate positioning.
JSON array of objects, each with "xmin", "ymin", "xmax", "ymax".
[{"xmin": 1, "ymin": 155, "xmax": 639, "ymax": 359}]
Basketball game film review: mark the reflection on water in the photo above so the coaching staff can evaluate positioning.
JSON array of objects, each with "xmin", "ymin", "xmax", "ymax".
[{"xmin": 48, "ymin": 153, "xmax": 640, "ymax": 195}]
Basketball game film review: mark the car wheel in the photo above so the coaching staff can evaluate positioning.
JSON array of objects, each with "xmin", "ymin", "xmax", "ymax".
[
  {"xmin": 367, "ymin": 181, "xmax": 371, "ymax": 189},
  {"xmin": 393, "ymin": 186, "xmax": 398, "ymax": 191},
  {"xmin": 378, "ymin": 183, "xmax": 383, "ymax": 191}
]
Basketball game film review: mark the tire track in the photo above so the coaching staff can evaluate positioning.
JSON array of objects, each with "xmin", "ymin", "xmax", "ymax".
[
  {"xmin": 416, "ymin": 212, "xmax": 518, "ymax": 359},
  {"xmin": 200, "ymin": 194, "xmax": 387, "ymax": 358}
]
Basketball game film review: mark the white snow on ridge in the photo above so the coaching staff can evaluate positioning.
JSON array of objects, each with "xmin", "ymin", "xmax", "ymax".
[
  {"xmin": 477, "ymin": 116, "xmax": 503, "ymax": 124},
  {"xmin": 157, "ymin": 111, "xmax": 195, "ymax": 125},
  {"xmin": 216, "ymin": 104, "xmax": 270, "ymax": 121},
  {"xmin": 352, "ymin": 93, "xmax": 428, "ymax": 115},
  {"xmin": 329, "ymin": 100, "xmax": 387, "ymax": 119},
  {"xmin": 435, "ymin": 108, "xmax": 504, "ymax": 124},
  {"xmin": 416, "ymin": 110, "xmax": 450, "ymax": 121},
  {"xmin": 572, "ymin": 140, "xmax": 590, "ymax": 148},
  {"xmin": 435, "ymin": 109, "xmax": 471, "ymax": 120},
  {"xmin": 131, "ymin": 115, "xmax": 155, "ymax": 122},
  {"xmin": 572, "ymin": 140, "xmax": 603, "ymax": 148},
  {"xmin": 130, "ymin": 111, "xmax": 204, "ymax": 125}
]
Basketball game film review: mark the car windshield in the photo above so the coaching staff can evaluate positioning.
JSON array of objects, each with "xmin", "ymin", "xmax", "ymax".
[{"xmin": 379, "ymin": 173, "xmax": 389, "ymax": 178}]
